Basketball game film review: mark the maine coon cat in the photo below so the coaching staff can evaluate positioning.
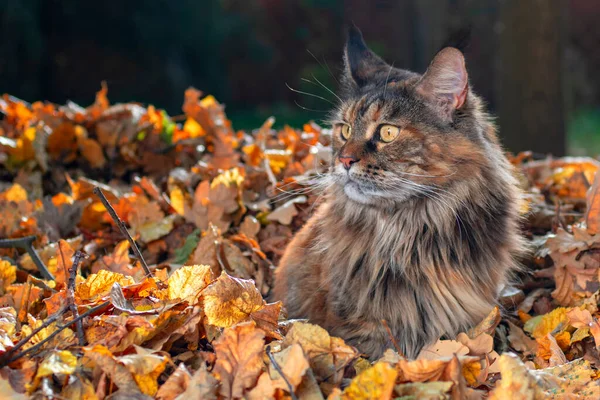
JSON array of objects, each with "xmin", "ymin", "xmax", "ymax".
[{"xmin": 273, "ymin": 26, "xmax": 525, "ymax": 359}]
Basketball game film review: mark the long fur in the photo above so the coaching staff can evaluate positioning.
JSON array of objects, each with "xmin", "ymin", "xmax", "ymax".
[{"xmin": 274, "ymin": 28, "xmax": 525, "ymax": 359}]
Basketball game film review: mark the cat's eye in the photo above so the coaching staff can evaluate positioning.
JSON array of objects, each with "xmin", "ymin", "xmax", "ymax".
[
  {"xmin": 379, "ymin": 125, "xmax": 400, "ymax": 142},
  {"xmin": 340, "ymin": 124, "xmax": 352, "ymax": 140}
]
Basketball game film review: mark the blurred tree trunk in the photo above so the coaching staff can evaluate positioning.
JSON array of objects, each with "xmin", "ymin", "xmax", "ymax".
[{"xmin": 498, "ymin": 0, "xmax": 567, "ymax": 155}]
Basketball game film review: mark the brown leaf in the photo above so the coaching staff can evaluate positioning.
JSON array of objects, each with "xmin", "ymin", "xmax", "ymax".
[
  {"xmin": 268, "ymin": 343, "xmax": 310, "ymax": 391},
  {"xmin": 213, "ymin": 321, "xmax": 265, "ymax": 399},
  {"xmin": 83, "ymin": 345, "xmax": 140, "ymax": 394},
  {"xmin": 174, "ymin": 363, "xmax": 218, "ymax": 400},
  {"xmin": 586, "ymin": 170, "xmax": 600, "ymax": 234},
  {"xmin": 156, "ymin": 364, "xmax": 191, "ymax": 400}
]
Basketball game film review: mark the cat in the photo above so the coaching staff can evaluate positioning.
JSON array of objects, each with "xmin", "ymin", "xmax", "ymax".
[{"xmin": 273, "ymin": 25, "xmax": 525, "ymax": 359}]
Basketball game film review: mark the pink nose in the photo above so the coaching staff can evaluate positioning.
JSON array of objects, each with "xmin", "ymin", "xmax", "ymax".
[{"xmin": 339, "ymin": 156, "xmax": 360, "ymax": 170}]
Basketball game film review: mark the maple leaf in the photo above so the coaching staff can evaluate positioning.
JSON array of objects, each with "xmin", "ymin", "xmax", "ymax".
[{"xmin": 212, "ymin": 321, "xmax": 265, "ymax": 399}]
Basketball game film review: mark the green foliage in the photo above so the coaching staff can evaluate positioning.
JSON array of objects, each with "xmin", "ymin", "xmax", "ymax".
[{"xmin": 173, "ymin": 229, "xmax": 201, "ymax": 264}]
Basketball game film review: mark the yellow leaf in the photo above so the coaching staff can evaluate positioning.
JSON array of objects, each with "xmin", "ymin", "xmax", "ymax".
[
  {"xmin": 342, "ymin": 361, "xmax": 397, "ymax": 400},
  {"xmin": 21, "ymin": 315, "xmax": 75, "ymax": 351},
  {"xmin": 167, "ymin": 264, "xmax": 212, "ymax": 304},
  {"xmin": 462, "ymin": 360, "xmax": 483, "ymax": 386},
  {"xmin": 1, "ymin": 184, "xmax": 27, "ymax": 203},
  {"xmin": 35, "ymin": 350, "xmax": 77, "ymax": 379},
  {"xmin": 76, "ymin": 270, "xmax": 135, "ymax": 301},
  {"xmin": 525, "ymin": 307, "xmax": 569, "ymax": 339},
  {"xmin": 210, "ymin": 168, "xmax": 244, "ymax": 189},
  {"xmin": 202, "ymin": 272, "xmax": 264, "ymax": 328},
  {"xmin": 488, "ymin": 353, "xmax": 545, "ymax": 400},
  {"xmin": 169, "ymin": 186, "xmax": 187, "ymax": 216},
  {"xmin": 183, "ymin": 117, "xmax": 205, "ymax": 137},
  {"xmin": 0, "ymin": 260, "xmax": 17, "ymax": 290},
  {"xmin": 119, "ymin": 352, "xmax": 169, "ymax": 396}
]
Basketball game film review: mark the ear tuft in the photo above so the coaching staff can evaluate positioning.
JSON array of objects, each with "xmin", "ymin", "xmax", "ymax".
[
  {"xmin": 417, "ymin": 47, "xmax": 468, "ymax": 118},
  {"xmin": 344, "ymin": 24, "xmax": 388, "ymax": 87}
]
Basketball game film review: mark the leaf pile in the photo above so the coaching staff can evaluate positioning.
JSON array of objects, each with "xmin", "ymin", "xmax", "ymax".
[{"xmin": 0, "ymin": 87, "xmax": 599, "ymax": 398}]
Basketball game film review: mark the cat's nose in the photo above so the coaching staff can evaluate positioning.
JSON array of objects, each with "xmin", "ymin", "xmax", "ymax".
[{"xmin": 339, "ymin": 155, "xmax": 360, "ymax": 170}]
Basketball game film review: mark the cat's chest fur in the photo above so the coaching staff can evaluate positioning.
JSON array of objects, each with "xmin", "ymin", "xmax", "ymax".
[{"xmin": 285, "ymin": 184, "xmax": 519, "ymax": 357}]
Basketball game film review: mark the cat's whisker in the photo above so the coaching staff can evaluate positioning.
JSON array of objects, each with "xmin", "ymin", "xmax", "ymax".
[
  {"xmin": 310, "ymin": 74, "xmax": 342, "ymax": 103},
  {"xmin": 382, "ymin": 62, "xmax": 395, "ymax": 99},
  {"xmin": 306, "ymin": 49, "xmax": 340, "ymax": 85},
  {"xmin": 286, "ymin": 83, "xmax": 336, "ymax": 106},
  {"xmin": 293, "ymin": 101, "xmax": 329, "ymax": 113}
]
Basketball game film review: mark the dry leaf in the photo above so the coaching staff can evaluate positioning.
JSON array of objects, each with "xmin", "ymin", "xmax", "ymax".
[
  {"xmin": 342, "ymin": 361, "xmax": 397, "ymax": 400},
  {"xmin": 201, "ymin": 272, "xmax": 264, "ymax": 328},
  {"xmin": 212, "ymin": 321, "xmax": 265, "ymax": 399},
  {"xmin": 167, "ymin": 264, "xmax": 213, "ymax": 304}
]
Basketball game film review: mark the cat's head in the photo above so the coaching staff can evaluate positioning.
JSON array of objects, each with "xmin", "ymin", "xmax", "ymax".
[{"xmin": 329, "ymin": 25, "xmax": 492, "ymax": 206}]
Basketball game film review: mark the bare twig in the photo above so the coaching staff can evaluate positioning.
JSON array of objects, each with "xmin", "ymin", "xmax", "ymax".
[
  {"xmin": 381, "ymin": 319, "xmax": 405, "ymax": 358},
  {"xmin": 0, "ymin": 306, "xmax": 68, "ymax": 364},
  {"xmin": 266, "ymin": 345, "xmax": 298, "ymax": 400},
  {"xmin": 93, "ymin": 187, "xmax": 152, "ymax": 278},
  {"xmin": 67, "ymin": 251, "xmax": 86, "ymax": 346},
  {"xmin": 4, "ymin": 301, "xmax": 110, "ymax": 365},
  {"xmin": 0, "ymin": 236, "xmax": 54, "ymax": 280}
]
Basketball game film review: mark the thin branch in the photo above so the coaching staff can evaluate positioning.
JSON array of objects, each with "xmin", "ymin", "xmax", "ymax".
[
  {"xmin": 381, "ymin": 319, "xmax": 405, "ymax": 358},
  {"xmin": 4, "ymin": 301, "xmax": 110, "ymax": 365},
  {"xmin": 266, "ymin": 345, "xmax": 298, "ymax": 400},
  {"xmin": 0, "ymin": 236, "xmax": 54, "ymax": 280},
  {"xmin": 0, "ymin": 306, "xmax": 68, "ymax": 364},
  {"xmin": 67, "ymin": 251, "xmax": 86, "ymax": 346},
  {"xmin": 93, "ymin": 187, "xmax": 152, "ymax": 278}
]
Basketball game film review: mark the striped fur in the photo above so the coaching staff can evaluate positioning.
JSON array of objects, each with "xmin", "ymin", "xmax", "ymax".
[{"xmin": 273, "ymin": 27, "xmax": 525, "ymax": 359}]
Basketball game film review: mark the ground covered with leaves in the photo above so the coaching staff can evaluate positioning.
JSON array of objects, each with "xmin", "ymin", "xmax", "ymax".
[{"xmin": 0, "ymin": 86, "xmax": 599, "ymax": 399}]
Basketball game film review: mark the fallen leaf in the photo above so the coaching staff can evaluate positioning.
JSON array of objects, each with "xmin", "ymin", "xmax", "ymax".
[
  {"xmin": 167, "ymin": 264, "xmax": 213, "ymax": 304},
  {"xmin": 201, "ymin": 272, "xmax": 264, "ymax": 328},
  {"xmin": 341, "ymin": 361, "xmax": 397, "ymax": 400},
  {"xmin": 212, "ymin": 321, "xmax": 265, "ymax": 399}
]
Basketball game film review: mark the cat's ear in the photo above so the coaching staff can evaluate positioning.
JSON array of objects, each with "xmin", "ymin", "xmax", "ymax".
[
  {"xmin": 416, "ymin": 47, "xmax": 468, "ymax": 119},
  {"xmin": 344, "ymin": 24, "xmax": 388, "ymax": 87}
]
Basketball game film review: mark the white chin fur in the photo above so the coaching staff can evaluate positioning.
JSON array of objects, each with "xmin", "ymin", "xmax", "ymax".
[{"xmin": 343, "ymin": 182, "xmax": 375, "ymax": 204}]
